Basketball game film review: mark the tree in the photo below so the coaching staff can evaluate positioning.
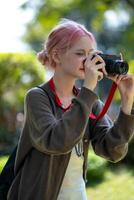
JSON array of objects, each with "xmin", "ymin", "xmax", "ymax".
[
  {"xmin": 21, "ymin": 0, "xmax": 134, "ymax": 58},
  {"xmin": 0, "ymin": 53, "xmax": 44, "ymax": 146}
]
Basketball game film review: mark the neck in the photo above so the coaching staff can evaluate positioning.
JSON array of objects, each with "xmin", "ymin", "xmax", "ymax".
[{"xmin": 53, "ymin": 72, "xmax": 76, "ymax": 98}]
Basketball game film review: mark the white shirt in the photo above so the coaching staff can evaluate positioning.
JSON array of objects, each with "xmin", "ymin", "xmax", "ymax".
[{"xmin": 57, "ymin": 142, "xmax": 87, "ymax": 200}]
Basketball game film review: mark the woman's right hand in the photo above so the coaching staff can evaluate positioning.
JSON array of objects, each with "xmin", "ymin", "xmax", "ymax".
[{"xmin": 83, "ymin": 53, "xmax": 107, "ymax": 91}]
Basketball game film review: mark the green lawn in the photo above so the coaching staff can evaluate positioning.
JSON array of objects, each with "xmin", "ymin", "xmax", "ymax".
[{"xmin": 86, "ymin": 167, "xmax": 134, "ymax": 200}]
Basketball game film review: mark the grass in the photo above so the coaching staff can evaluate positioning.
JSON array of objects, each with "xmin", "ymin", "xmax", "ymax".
[{"xmin": 86, "ymin": 166, "xmax": 134, "ymax": 200}]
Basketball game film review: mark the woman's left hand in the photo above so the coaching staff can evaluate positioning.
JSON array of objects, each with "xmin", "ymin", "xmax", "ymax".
[{"xmin": 108, "ymin": 74, "xmax": 134, "ymax": 114}]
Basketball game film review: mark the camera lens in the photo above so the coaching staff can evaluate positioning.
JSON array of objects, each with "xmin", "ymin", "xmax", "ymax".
[
  {"xmin": 104, "ymin": 59, "xmax": 129, "ymax": 75},
  {"xmin": 113, "ymin": 61, "xmax": 129, "ymax": 75},
  {"xmin": 97, "ymin": 53, "xmax": 129, "ymax": 75}
]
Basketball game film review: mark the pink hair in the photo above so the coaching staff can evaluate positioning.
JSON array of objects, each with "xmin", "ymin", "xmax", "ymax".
[{"xmin": 37, "ymin": 19, "xmax": 96, "ymax": 68}]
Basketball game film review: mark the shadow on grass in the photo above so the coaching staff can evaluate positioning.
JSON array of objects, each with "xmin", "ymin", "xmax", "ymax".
[
  {"xmin": 86, "ymin": 176, "xmax": 106, "ymax": 188},
  {"xmin": 106, "ymin": 162, "xmax": 134, "ymax": 178},
  {"xmin": 86, "ymin": 162, "xmax": 134, "ymax": 188},
  {"xmin": 86, "ymin": 167, "xmax": 107, "ymax": 188}
]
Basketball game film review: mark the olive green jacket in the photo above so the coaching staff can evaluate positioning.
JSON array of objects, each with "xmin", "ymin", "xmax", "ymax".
[{"xmin": 7, "ymin": 81, "xmax": 134, "ymax": 200}]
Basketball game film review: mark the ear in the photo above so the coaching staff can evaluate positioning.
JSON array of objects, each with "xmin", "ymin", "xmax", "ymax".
[{"xmin": 52, "ymin": 50, "xmax": 61, "ymax": 65}]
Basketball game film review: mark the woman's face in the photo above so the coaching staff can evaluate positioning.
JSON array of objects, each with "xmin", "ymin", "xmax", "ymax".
[{"xmin": 57, "ymin": 36, "xmax": 96, "ymax": 80}]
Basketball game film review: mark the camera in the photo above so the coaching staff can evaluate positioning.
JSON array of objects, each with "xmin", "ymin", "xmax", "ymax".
[{"xmin": 95, "ymin": 53, "xmax": 129, "ymax": 75}]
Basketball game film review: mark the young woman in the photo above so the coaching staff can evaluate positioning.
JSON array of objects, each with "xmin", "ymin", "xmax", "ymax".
[{"xmin": 7, "ymin": 19, "xmax": 134, "ymax": 200}]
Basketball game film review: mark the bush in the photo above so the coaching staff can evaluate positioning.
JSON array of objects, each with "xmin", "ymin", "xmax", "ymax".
[
  {"xmin": 0, "ymin": 53, "xmax": 45, "ymax": 149},
  {"xmin": 0, "ymin": 127, "xmax": 13, "ymax": 144},
  {"xmin": 86, "ymin": 150, "xmax": 107, "ymax": 184},
  {"xmin": 0, "ymin": 53, "xmax": 45, "ymax": 108}
]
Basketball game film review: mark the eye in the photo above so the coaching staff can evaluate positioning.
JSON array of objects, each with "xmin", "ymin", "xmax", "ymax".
[{"xmin": 75, "ymin": 52, "xmax": 84, "ymax": 56}]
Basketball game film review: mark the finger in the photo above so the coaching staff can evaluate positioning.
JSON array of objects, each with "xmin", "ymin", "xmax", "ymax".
[
  {"xmin": 87, "ymin": 50, "xmax": 103, "ymax": 61},
  {"xmin": 101, "ymin": 65, "xmax": 107, "ymax": 76},
  {"xmin": 95, "ymin": 63, "xmax": 107, "ymax": 75},
  {"xmin": 91, "ymin": 54, "xmax": 104, "ymax": 64},
  {"xmin": 113, "ymin": 75, "xmax": 126, "ymax": 85},
  {"xmin": 94, "ymin": 50, "xmax": 103, "ymax": 55},
  {"xmin": 87, "ymin": 50, "xmax": 103, "ymax": 62},
  {"xmin": 107, "ymin": 74, "xmax": 118, "ymax": 82},
  {"xmin": 116, "ymin": 76, "xmax": 123, "ymax": 84},
  {"xmin": 85, "ymin": 52, "xmax": 96, "ymax": 62},
  {"xmin": 107, "ymin": 74, "xmax": 118, "ymax": 79},
  {"xmin": 120, "ymin": 76, "xmax": 134, "ymax": 83},
  {"xmin": 121, "ymin": 74, "xmax": 133, "ymax": 80},
  {"xmin": 97, "ymin": 71, "xmax": 104, "ymax": 81},
  {"xmin": 89, "ymin": 49, "xmax": 103, "ymax": 55}
]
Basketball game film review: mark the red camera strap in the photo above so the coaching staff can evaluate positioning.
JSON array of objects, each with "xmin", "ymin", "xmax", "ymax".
[
  {"xmin": 89, "ymin": 82, "xmax": 117, "ymax": 120},
  {"xmin": 49, "ymin": 78, "xmax": 117, "ymax": 120}
]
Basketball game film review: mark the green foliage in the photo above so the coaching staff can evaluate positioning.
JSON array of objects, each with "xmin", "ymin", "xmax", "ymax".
[
  {"xmin": 21, "ymin": 0, "xmax": 134, "ymax": 58},
  {"xmin": 0, "ymin": 52, "xmax": 44, "ymax": 109},
  {"xmin": 0, "ymin": 127, "xmax": 13, "ymax": 144},
  {"xmin": 129, "ymin": 60, "xmax": 134, "ymax": 74},
  {"xmin": 86, "ymin": 150, "xmax": 107, "ymax": 184},
  {"xmin": 21, "ymin": 0, "xmax": 118, "ymax": 52},
  {"xmin": 0, "ymin": 53, "xmax": 45, "ymax": 145},
  {"xmin": 0, "ymin": 156, "xmax": 8, "ymax": 172},
  {"xmin": 0, "ymin": 53, "xmax": 44, "ymax": 108}
]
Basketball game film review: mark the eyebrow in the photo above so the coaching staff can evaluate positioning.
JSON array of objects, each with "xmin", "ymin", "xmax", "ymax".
[{"xmin": 76, "ymin": 48, "xmax": 94, "ymax": 52}]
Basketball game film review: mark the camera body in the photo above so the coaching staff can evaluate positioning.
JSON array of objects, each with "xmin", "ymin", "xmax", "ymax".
[{"xmin": 96, "ymin": 53, "xmax": 129, "ymax": 75}]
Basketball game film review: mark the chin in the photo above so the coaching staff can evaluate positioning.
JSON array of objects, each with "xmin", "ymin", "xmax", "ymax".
[
  {"xmin": 71, "ymin": 71, "xmax": 85, "ymax": 80},
  {"xmin": 77, "ymin": 72, "xmax": 85, "ymax": 79}
]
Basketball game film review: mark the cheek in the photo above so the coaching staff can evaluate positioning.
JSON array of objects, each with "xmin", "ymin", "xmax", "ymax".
[
  {"xmin": 70, "ymin": 55, "xmax": 83, "ymax": 66},
  {"xmin": 62, "ymin": 54, "xmax": 83, "ymax": 70},
  {"xmin": 74, "ymin": 58, "xmax": 84, "ymax": 69}
]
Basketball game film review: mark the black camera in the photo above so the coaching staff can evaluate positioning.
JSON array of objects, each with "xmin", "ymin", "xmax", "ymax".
[{"xmin": 96, "ymin": 53, "xmax": 129, "ymax": 75}]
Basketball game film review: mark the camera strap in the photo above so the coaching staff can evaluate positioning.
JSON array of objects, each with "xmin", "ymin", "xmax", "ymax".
[
  {"xmin": 48, "ymin": 77, "xmax": 117, "ymax": 121},
  {"xmin": 89, "ymin": 82, "xmax": 117, "ymax": 120}
]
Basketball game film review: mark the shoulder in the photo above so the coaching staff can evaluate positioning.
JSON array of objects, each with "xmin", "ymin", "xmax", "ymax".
[
  {"xmin": 26, "ymin": 81, "xmax": 50, "ymax": 98},
  {"xmin": 25, "ymin": 84, "xmax": 50, "ymax": 105},
  {"xmin": 26, "ymin": 87, "xmax": 46, "ymax": 98}
]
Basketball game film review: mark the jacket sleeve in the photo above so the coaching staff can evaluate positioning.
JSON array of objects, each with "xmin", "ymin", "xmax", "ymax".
[
  {"xmin": 25, "ymin": 86, "xmax": 98, "ymax": 155},
  {"xmin": 90, "ymin": 100, "xmax": 134, "ymax": 162}
]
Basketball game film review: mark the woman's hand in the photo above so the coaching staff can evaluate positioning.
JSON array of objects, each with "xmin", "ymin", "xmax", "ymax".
[
  {"xmin": 83, "ymin": 52, "xmax": 107, "ymax": 91},
  {"xmin": 108, "ymin": 74, "xmax": 134, "ymax": 114}
]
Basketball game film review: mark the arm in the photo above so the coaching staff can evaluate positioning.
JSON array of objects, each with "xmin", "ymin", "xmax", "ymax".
[
  {"xmin": 90, "ymin": 100, "xmax": 134, "ymax": 162},
  {"xmin": 25, "ymin": 86, "xmax": 97, "ymax": 155}
]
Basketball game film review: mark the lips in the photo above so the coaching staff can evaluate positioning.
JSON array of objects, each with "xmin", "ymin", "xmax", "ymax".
[{"xmin": 79, "ymin": 68, "xmax": 84, "ymax": 70}]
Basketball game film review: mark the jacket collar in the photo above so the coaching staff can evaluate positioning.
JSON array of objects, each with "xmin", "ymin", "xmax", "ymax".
[{"xmin": 39, "ymin": 77, "xmax": 79, "ymax": 112}]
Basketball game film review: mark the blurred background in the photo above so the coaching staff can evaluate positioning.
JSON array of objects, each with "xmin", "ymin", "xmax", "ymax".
[{"xmin": 0, "ymin": 0, "xmax": 134, "ymax": 199}]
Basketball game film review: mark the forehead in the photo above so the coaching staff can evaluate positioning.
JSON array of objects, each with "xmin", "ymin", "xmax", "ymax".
[{"xmin": 70, "ymin": 36, "xmax": 96, "ymax": 51}]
